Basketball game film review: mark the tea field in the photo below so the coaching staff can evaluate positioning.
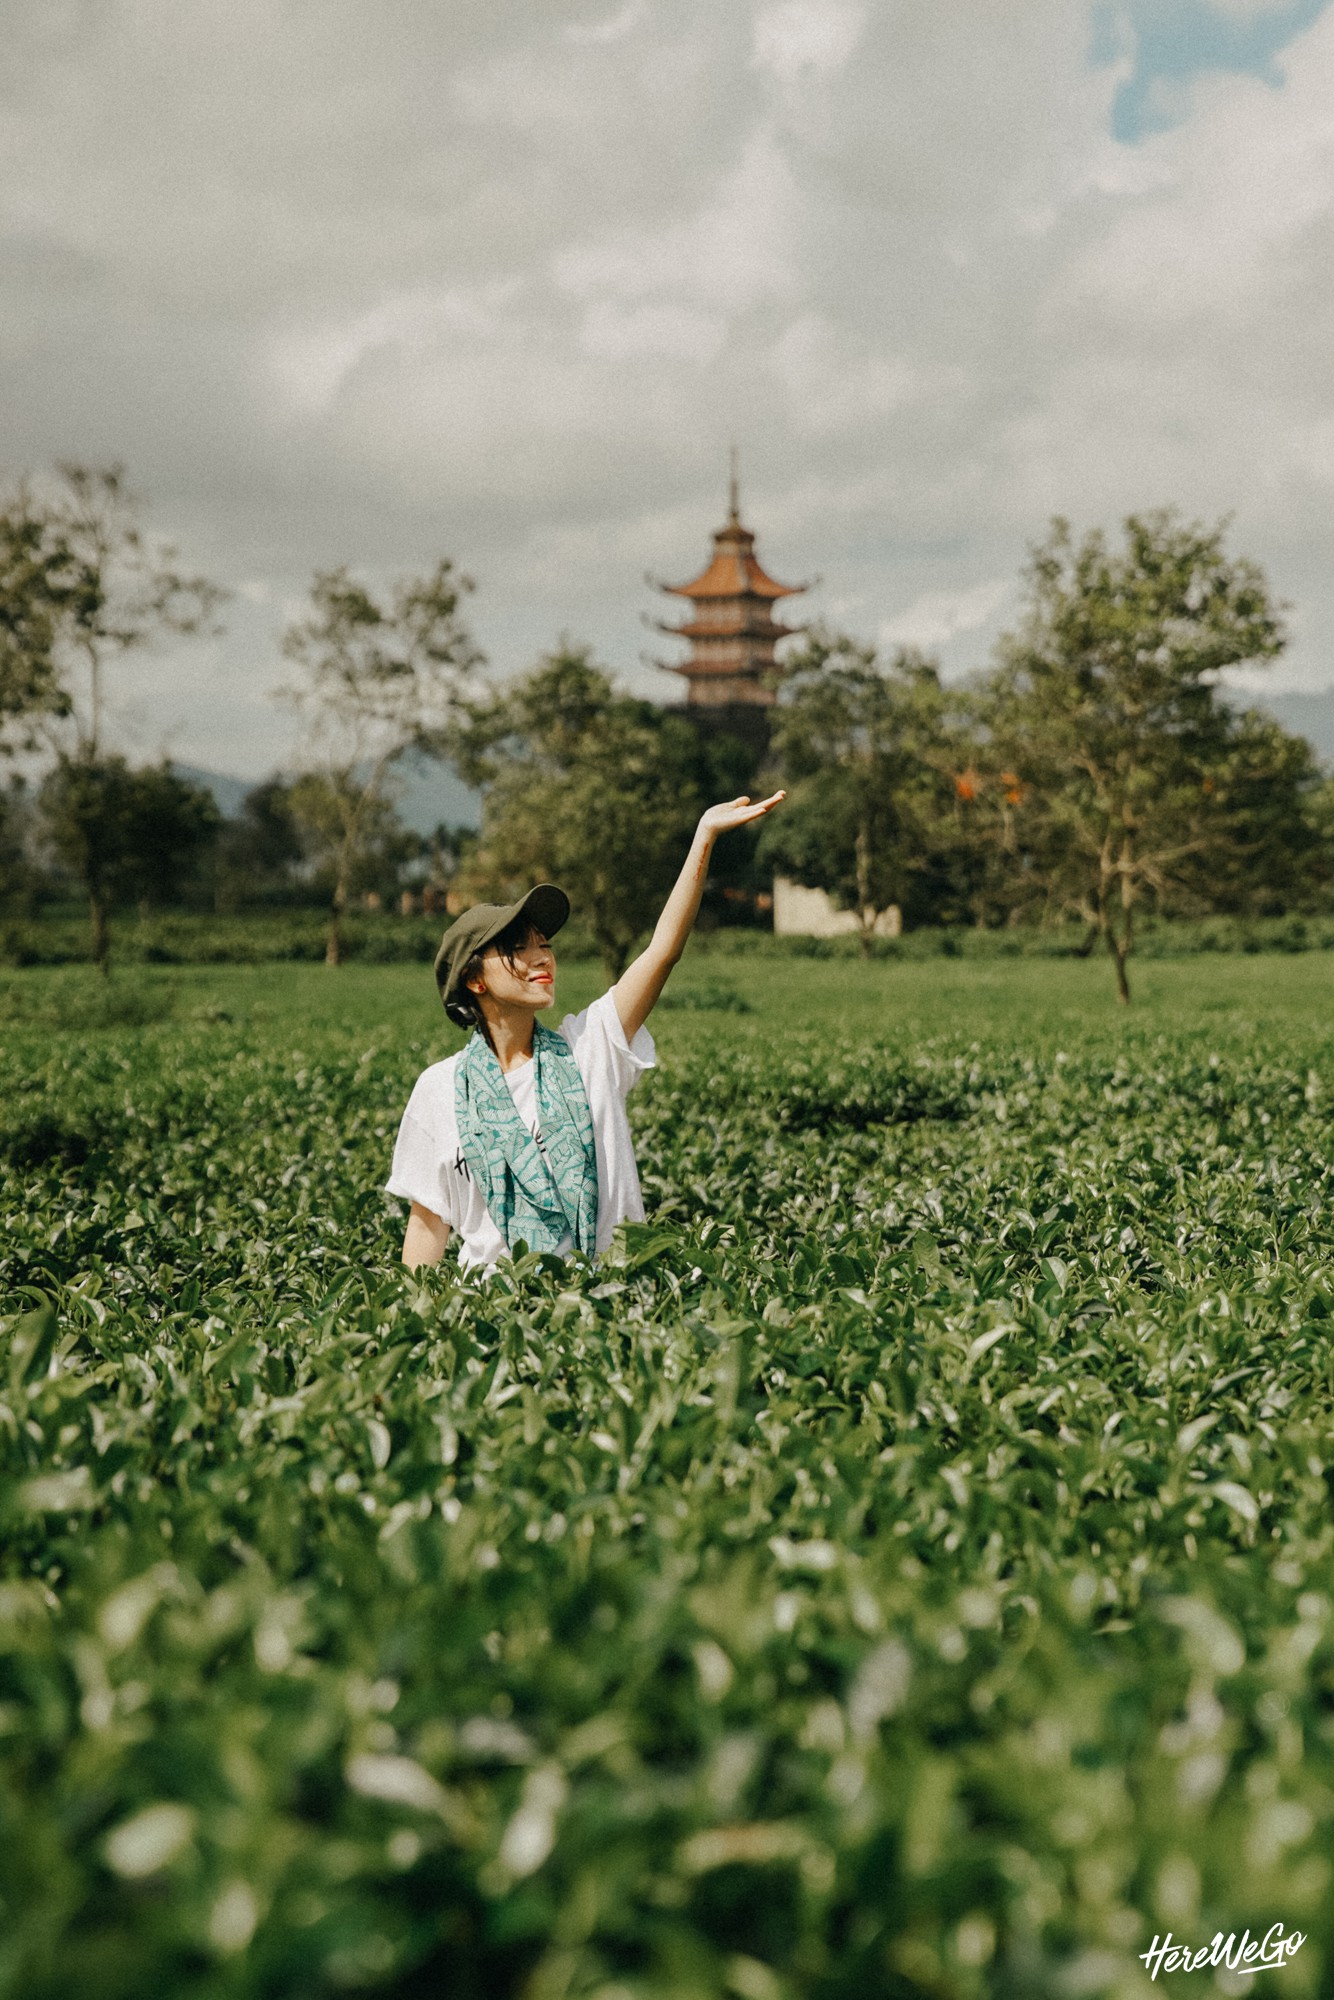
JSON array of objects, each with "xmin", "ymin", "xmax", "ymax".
[{"xmin": 2, "ymin": 953, "xmax": 1333, "ymax": 2000}]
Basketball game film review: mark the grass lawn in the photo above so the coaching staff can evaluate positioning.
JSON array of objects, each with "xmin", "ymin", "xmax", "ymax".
[{"xmin": 4, "ymin": 937, "xmax": 1329, "ymax": 1047}]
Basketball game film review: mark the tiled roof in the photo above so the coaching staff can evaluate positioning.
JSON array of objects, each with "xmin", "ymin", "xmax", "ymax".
[
  {"xmin": 664, "ymin": 522, "xmax": 805, "ymax": 602},
  {"xmin": 663, "ymin": 614, "xmax": 802, "ymax": 641}
]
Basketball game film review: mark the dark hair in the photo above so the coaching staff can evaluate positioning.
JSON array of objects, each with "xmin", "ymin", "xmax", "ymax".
[{"xmin": 443, "ymin": 916, "xmax": 546, "ymax": 1034}]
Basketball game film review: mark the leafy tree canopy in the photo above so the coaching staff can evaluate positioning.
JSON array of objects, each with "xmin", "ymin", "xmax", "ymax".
[
  {"xmin": 984, "ymin": 510, "xmax": 1290, "ymax": 998},
  {"xmin": 0, "ymin": 465, "xmax": 224, "ymax": 759},
  {"xmin": 38, "ymin": 756, "xmax": 221, "ymax": 968},
  {"xmin": 0, "ymin": 505, "xmax": 79, "ymax": 752},
  {"xmin": 456, "ymin": 648, "xmax": 725, "ymax": 977},
  {"xmin": 280, "ymin": 559, "xmax": 481, "ymax": 963},
  {"xmin": 759, "ymin": 634, "xmax": 972, "ymax": 944},
  {"xmin": 0, "ymin": 466, "xmax": 225, "ymax": 970}
]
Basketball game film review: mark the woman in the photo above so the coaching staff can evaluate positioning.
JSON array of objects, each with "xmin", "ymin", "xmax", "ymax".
[{"xmin": 387, "ymin": 793, "xmax": 784, "ymax": 1271}]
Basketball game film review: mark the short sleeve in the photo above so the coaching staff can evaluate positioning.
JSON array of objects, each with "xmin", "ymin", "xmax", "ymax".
[
  {"xmin": 385, "ymin": 1106, "xmax": 459, "ymax": 1226},
  {"xmin": 561, "ymin": 989, "xmax": 656, "ymax": 1099}
]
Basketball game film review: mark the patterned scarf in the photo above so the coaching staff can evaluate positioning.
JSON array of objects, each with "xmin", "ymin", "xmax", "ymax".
[{"xmin": 454, "ymin": 1025, "xmax": 599, "ymax": 1257}]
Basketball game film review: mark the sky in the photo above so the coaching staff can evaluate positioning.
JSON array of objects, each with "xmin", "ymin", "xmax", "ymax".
[{"xmin": 4, "ymin": 0, "xmax": 1334, "ymax": 780}]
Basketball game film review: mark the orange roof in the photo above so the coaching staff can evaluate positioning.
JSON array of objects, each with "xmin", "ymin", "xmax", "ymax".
[
  {"xmin": 664, "ymin": 615, "xmax": 802, "ymax": 641},
  {"xmin": 664, "ymin": 521, "xmax": 805, "ymax": 603}
]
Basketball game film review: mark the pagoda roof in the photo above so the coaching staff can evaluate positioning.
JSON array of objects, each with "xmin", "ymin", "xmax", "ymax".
[
  {"xmin": 661, "ymin": 614, "xmax": 803, "ymax": 641},
  {"xmin": 663, "ymin": 519, "xmax": 805, "ymax": 604}
]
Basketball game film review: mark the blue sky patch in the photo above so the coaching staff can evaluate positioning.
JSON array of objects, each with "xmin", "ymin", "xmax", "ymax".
[{"xmin": 1092, "ymin": 0, "xmax": 1330, "ymax": 140}]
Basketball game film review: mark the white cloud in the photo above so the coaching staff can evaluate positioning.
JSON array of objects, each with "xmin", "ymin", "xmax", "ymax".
[
  {"xmin": 578, "ymin": 301, "xmax": 726, "ymax": 364},
  {"xmin": 879, "ymin": 580, "xmax": 1014, "ymax": 652},
  {"xmin": 268, "ymin": 283, "xmax": 523, "ymax": 415},
  {"xmin": 564, "ymin": 1, "xmax": 647, "ymax": 45},
  {"xmin": 1062, "ymin": 47, "xmax": 1334, "ymax": 327},
  {"xmin": 752, "ymin": 0, "xmax": 864, "ymax": 83},
  {"xmin": 3, "ymin": 0, "xmax": 1334, "ymax": 780},
  {"xmin": 767, "ymin": 315, "xmax": 935, "ymax": 436},
  {"xmin": 553, "ymin": 129, "xmax": 799, "ymax": 315}
]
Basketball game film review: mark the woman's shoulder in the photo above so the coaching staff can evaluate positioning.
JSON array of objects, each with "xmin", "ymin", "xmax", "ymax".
[
  {"xmin": 401, "ymin": 1050, "xmax": 465, "ymax": 1129},
  {"xmin": 558, "ymin": 989, "xmax": 655, "ymax": 1087},
  {"xmin": 556, "ymin": 989, "xmax": 613, "ymax": 1045}
]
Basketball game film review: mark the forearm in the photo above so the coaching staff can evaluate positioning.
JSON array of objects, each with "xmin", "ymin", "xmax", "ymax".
[
  {"xmin": 612, "ymin": 792, "xmax": 783, "ymax": 1041},
  {"xmin": 613, "ymin": 828, "xmax": 714, "ymax": 1040},
  {"xmin": 650, "ymin": 826, "xmax": 715, "ymax": 967}
]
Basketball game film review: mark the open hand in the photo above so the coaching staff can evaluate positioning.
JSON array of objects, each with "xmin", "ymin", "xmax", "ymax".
[{"xmin": 697, "ymin": 792, "xmax": 786, "ymax": 839}]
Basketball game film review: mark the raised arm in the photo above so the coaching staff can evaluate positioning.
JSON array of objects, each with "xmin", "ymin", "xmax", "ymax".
[{"xmin": 613, "ymin": 793, "xmax": 784, "ymax": 1042}]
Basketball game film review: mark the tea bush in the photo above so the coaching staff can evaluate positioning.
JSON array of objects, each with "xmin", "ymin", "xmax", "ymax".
[{"xmin": 1, "ymin": 956, "xmax": 1333, "ymax": 1999}]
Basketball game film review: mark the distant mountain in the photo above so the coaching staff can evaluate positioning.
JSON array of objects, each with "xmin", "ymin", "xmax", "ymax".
[
  {"xmin": 169, "ymin": 752, "xmax": 482, "ymax": 833},
  {"xmin": 393, "ymin": 748, "xmax": 482, "ymax": 833},
  {"xmin": 170, "ymin": 763, "xmax": 251, "ymax": 818}
]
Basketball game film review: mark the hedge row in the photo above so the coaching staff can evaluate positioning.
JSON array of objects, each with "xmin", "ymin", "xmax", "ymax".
[{"xmin": 4, "ymin": 908, "xmax": 1334, "ymax": 972}]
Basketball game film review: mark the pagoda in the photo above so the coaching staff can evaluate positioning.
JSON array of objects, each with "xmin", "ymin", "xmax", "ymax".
[{"xmin": 654, "ymin": 464, "xmax": 806, "ymax": 711}]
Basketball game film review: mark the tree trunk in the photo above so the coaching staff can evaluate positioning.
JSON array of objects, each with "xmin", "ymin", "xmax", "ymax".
[
  {"xmin": 854, "ymin": 823, "xmax": 876, "ymax": 958},
  {"xmin": 599, "ymin": 930, "xmax": 629, "ymax": 982},
  {"xmin": 90, "ymin": 890, "xmax": 110, "ymax": 978},
  {"xmin": 87, "ymin": 642, "xmax": 103, "ymax": 760},
  {"xmin": 326, "ymin": 845, "xmax": 354, "ymax": 966},
  {"xmin": 1107, "ymin": 925, "xmax": 1131, "ymax": 1004},
  {"xmin": 1093, "ymin": 842, "xmax": 1130, "ymax": 999},
  {"xmin": 326, "ymin": 892, "xmax": 344, "ymax": 967},
  {"xmin": 1108, "ymin": 846, "xmax": 1136, "ymax": 1004}
]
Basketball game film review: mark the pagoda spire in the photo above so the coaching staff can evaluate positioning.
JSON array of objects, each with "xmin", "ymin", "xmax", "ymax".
[{"xmin": 654, "ymin": 466, "xmax": 806, "ymax": 710}]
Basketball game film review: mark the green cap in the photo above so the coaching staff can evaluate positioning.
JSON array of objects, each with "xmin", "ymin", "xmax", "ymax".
[{"xmin": 433, "ymin": 883, "xmax": 570, "ymax": 1019}]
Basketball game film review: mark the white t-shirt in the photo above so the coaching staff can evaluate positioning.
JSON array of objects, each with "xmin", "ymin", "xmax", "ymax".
[
  {"xmin": 502, "ymin": 1058, "xmax": 542, "ymax": 1149},
  {"xmin": 385, "ymin": 989, "xmax": 656, "ymax": 1272}
]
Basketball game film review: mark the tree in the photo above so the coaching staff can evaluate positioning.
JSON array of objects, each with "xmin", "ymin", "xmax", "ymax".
[
  {"xmin": 757, "ymin": 634, "xmax": 967, "ymax": 947},
  {"xmin": 287, "ymin": 771, "xmax": 417, "ymax": 906},
  {"xmin": 1171, "ymin": 706, "xmax": 1329, "ymax": 916},
  {"xmin": 280, "ymin": 560, "xmax": 481, "ymax": 964},
  {"xmin": 0, "ymin": 466, "xmax": 225, "ymax": 968},
  {"xmin": 985, "ymin": 512, "xmax": 1287, "ymax": 1000},
  {"xmin": 454, "ymin": 647, "xmax": 713, "ymax": 978},
  {"xmin": 19, "ymin": 466, "xmax": 223, "ymax": 758},
  {"xmin": 0, "ymin": 776, "xmax": 38, "ymax": 912},
  {"xmin": 1301, "ymin": 771, "xmax": 1334, "ymax": 902},
  {"xmin": 0, "ymin": 499, "xmax": 80, "ymax": 753},
  {"xmin": 214, "ymin": 778, "xmax": 306, "ymax": 909},
  {"xmin": 39, "ymin": 759, "xmax": 221, "ymax": 966}
]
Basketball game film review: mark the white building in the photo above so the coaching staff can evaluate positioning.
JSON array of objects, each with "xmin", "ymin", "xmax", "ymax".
[{"xmin": 772, "ymin": 877, "xmax": 902, "ymax": 939}]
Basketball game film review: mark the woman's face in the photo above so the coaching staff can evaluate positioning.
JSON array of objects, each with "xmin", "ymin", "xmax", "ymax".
[{"xmin": 471, "ymin": 929, "xmax": 556, "ymax": 1012}]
